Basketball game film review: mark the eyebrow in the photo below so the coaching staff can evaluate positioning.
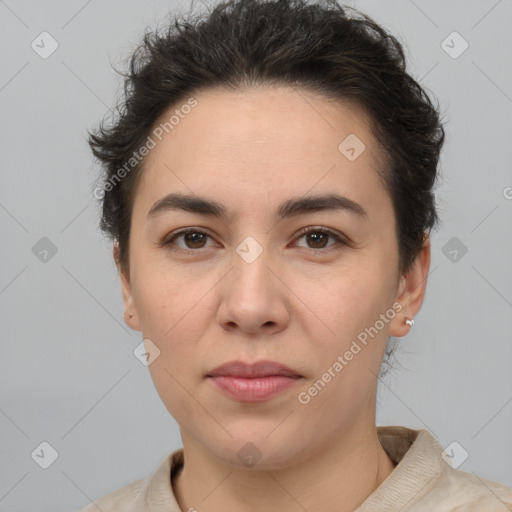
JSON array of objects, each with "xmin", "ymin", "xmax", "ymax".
[{"xmin": 147, "ymin": 192, "xmax": 368, "ymax": 220}]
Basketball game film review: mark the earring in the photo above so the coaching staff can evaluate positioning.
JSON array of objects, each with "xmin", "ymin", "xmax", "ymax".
[
  {"xmin": 405, "ymin": 318, "xmax": 414, "ymax": 327},
  {"xmin": 124, "ymin": 312, "xmax": 133, "ymax": 319}
]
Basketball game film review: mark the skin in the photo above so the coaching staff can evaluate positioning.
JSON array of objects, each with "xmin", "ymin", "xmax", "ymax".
[{"xmin": 116, "ymin": 85, "xmax": 431, "ymax": 512}]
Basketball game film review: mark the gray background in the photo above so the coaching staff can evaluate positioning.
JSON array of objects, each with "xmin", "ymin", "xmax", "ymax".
[{"xmin": 0, "ymin": 0, "xmax": 511, "ymax": 510}]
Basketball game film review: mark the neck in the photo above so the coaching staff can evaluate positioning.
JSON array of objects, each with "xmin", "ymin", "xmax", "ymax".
[{"xmin": 173, "ymin": 423, "xmax": 396, "ymax": 512}]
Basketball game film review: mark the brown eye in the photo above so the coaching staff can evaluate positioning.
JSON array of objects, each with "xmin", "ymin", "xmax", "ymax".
[
  {"xmin": 182, "ymin": 231, "xmax": 208, "ymax": 249},
  {"xmin": 163, "ymin": 229, "xmax": 215, "ymax": 253},
  {"xmin": 294, "ymin": 227, "xmax": 345, "ymax": 252},
  {"xmin": 305, "ymin": 231, "xmax": 329, "ymax": 249}
]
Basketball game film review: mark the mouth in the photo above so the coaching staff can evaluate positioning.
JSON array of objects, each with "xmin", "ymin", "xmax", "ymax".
[
  {"xmin": 206, "ymin": 359, "xmax": 302, "ymax": 379},
  {"xmin": 206, "ymin": 360, "xmax": 303, "ymax": 403}
]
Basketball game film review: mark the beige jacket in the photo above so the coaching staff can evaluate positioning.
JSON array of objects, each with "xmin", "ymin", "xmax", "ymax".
[{"xmin": 78, "ymin": 426, "xmax": 512, "ymax": 511}]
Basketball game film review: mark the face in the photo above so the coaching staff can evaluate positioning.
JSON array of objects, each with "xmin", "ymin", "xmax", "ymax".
[{"xmin": 119, "ymin": 85, "xmax": 429, "ymax": 469}]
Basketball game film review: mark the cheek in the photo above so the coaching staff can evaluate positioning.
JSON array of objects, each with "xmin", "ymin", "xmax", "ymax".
[
  {"xmin": 295, "ymin": 261, "xmax": 392, "ymax": 339},
  {"xmin": 132, "ymin": 259, "xmax": 211, "ymax": 336},
  {"xmin": 291, "ymin": 259, "xmax": 396, "ymax": 397},
  {"xmin": 147, "ymin": 356, "xmax": 197, "ymax": 424},
  {"xmin": 295, "ymin": 267, "xmax": 393, "ymax": 417},
  {"xmin": 138, "ymin": 277, "xmax": 206, "ymax": 421},
  {"xmin": 131, "ymin": 263, "xmax": 217, "ymax": 385}
]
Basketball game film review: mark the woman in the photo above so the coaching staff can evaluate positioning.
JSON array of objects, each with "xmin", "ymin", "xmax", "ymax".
[{"xmin": 81, "ymin": 0, "xmax": 512, "ymax": 510}]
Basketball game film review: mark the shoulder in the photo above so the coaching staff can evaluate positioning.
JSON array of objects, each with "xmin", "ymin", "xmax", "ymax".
[
  {"xmin": 366, "ymin": 426, "xmax": 512, "ymax": 511},
  {"xmin": 75, "ymin": 449, "xmax": 183, "ymax": 512},
  {"xmin": 77, "ymin": 478, "xmax": 147, "ymax": 512},
  {"xmin": 417, "ymin": 467, "xmax": 512, "ymax": 511},
  {"xmin": 408, "ymin": 429, "xmax": 512, "ymax": 510}
]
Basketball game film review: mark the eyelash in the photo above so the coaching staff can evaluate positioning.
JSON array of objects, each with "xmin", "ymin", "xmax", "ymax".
[{"xmin": 160, "ymin": 226, "xmax": 347, "ymax": 255}]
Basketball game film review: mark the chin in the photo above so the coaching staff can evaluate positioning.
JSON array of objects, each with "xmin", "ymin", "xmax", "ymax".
[{"xmin": 210, "ymin": 432, "xmax": 311, "ymax": 472}]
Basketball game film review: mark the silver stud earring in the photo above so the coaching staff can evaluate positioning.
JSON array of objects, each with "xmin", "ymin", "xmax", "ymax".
[{"xmin": 405, "ymin": 318, "xmax": 414, "ymax": 327}]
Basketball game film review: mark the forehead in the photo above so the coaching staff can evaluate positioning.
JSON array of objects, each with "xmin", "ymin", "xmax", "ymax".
[{"xmin": 135, "ymin": 86, "xmax": 390, "ymax": 220}]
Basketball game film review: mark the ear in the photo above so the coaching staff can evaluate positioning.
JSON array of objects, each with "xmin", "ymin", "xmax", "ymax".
[
  {"xmin": 389, "ymin": 234, "xmax": 431, "ymax": 337},
  {"xmin": 114, "ymin": 242, "xmax": 141, "ymax": 331}
]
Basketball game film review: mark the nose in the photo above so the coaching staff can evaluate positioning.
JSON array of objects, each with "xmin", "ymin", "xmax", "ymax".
[{"xmin": 217, "ymin": 246, "xmax": 290, "ymax": 336}]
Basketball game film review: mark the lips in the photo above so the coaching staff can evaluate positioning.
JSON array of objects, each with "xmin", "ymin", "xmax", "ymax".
[
  {"xmin": 206, "ymin": 360, "xmax": 303, "ymax": 403},
  {"xmin": 206, "ymin": 360, "xmax": 302, "ymax": 379}
]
